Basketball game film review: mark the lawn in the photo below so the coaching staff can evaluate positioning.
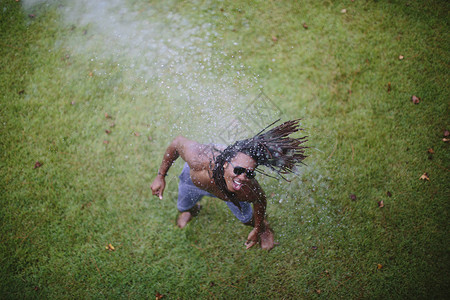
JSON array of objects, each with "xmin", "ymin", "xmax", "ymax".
[{"xmin": 1, "ymin": 0, "xmax": 449, "ymax": 299}]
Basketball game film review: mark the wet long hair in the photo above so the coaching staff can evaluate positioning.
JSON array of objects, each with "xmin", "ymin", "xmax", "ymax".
[{"xmin": 212, "ymin": 119, "xmax": 308, "ymax": 209}]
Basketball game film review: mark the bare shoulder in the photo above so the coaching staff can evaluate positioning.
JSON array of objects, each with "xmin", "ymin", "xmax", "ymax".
[{"xmin": 175, "ymin": 136, "xmax": 215, "ymax": 171}]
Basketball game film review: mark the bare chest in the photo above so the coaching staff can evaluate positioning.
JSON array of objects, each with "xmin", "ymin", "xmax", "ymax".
[{"xmin": 189, "ymin": 169, "xmax": 256, "ymax": 202}]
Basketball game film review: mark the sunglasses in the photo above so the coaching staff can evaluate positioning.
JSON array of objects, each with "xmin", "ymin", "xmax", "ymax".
[{"xmin": 229, "ymin": 161, "xmax": 256, "ymax": 179}]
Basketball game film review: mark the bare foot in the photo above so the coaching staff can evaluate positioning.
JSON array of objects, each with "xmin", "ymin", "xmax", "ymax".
[
  {"xmin": 177, "ymin": 204, "xmax": 201, "ymax": 228},
  {"xmin": 177, "ymin": 211, "xmax": 193, "ymax": 228}
]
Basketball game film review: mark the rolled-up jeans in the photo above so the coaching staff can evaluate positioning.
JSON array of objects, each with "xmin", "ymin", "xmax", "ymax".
[{"xmin": 177, "ymin": 163, "xmax": 253, "ymax": 223}]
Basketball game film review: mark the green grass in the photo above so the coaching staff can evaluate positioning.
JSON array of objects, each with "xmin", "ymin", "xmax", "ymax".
[{"xmin": 1, "ymin": 0, "xmax": 449, "ymax": 299}]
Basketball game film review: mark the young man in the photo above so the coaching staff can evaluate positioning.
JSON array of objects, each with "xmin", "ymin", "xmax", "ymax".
[{"xmin": 150, "ymin": 120, "xmax": 307, "ymax": 250}]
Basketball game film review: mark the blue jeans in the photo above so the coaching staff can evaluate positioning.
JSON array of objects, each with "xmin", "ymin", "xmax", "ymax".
[{"xmin": 177, "ymin": 163, "xmax": 253, "ymax": 223}]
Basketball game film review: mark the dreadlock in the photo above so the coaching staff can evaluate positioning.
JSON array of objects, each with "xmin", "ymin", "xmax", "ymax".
[{"xmin": 212, "ymin": 119, "xmax": 308, "ymax": 209}]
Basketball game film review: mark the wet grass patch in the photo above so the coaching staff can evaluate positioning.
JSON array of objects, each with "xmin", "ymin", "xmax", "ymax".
[{"xmin": 1, "ymin": 0, "xmax": 449, "ymax": 298}]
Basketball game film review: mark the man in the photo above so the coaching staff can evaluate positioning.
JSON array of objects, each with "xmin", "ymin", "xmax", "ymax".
[{"xmin": 150, "ymin": 120, "xmax": 307, "ymax": 250}]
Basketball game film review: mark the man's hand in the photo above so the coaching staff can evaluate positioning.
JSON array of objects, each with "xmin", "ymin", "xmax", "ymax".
[
  {"xmin": 245, "ymin": 221, "xmax": 274, "ymax": 251},
  {"xmin": 150, "ymin": 176, "xmax": 166, "ymax": 199}
]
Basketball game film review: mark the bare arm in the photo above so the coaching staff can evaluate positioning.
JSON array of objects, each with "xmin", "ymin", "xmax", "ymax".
[
  {"xmin": 253, "ymin": 195, "xmax": 267, "ymax": 231},
  {"xmin": 150, "ymin": 136, "xmax": 209, "ymax": 199},
  {"xmin": 245, "ymin": 186, "xmax": 275, "ymax": 250}
]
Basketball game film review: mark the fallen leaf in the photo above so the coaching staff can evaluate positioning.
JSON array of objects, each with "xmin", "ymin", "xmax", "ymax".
[
  {"xmin": 427, "ymin": 148, "xmax": 435, "ymax": 154},
  {"xmin": 341, "ymin": 8, "xmax": 347, "ymax": 13},
  {"xmin": 399, "ymin": 55, "xmax": 404, "ymax": 60},
  {"xmin": 377, "ymin": 264, "xmax": 383, "ymax": 270},
  {"xmin": 350, "ymin": 194, "xmax": 357, "ymax": 201},
  {"xmin": 316, "ymin": 289, "xmax": 321, "ymax": 294},
  {"xmin": 444, "ymin": 130, "xmax": 449, "ymax": 137},
  {"xmin": 387, "ymin": 82, "xmax": 391, "ymax": 93},
  {"xmin": 34, "ymin": 161, "xmax": 43, "ymax": 169},
  {"xmin": 378, "ymin": 200, "xmax": 384, "ymax": 208},
  {"xmin": 103, "ymin": 140, "xmax": 110, "ymax": 144},
  {"xmin": 18, "ymin": 89, "xmax": 25, "ymax": 95},
  {"xmin": 312, "ymin": 246, "xmax": 318, "ymax": 250},
  {"xmin": 110, "ymin": 122, "xmax": 116, "ymax": 128},
  {"xmin": 271, "ymin": 36, "xmax": 278, "ymax": 42},
  {"xmin": 71, "ymin": 101, "xmax": 76, "ymax": 105},
  {"xmin": 147, "ymin": 135, "xmax": 152, "ymax": 141},
  {"xmin": 105, "ymin": 130, "xmax": 111, "ymax": 134},
  {"xmin": 134, "ymin": 132, "xmax": 141, "ymax": 137},
  {"xmin": 155, "ymin": 292, "xmax": 164, "ymax": 299},
  {"xmin": 89, "ymin": 72, "xmax": 93, "ymax": 77},
  {"xmin": 105, "ymin": 113, "xmax": 112, "ymax": 119},
  {"xmin": 106, "ymin": 243, "xmax": 115, "ymax": 251},
  {"xmin": 443, "ymin": 138, "xmax": 450, "ymax": 143},
  {"xmin": 81, "ymin": 202, "xmax": 92, "ymax": 210},
  {"xmin": 420, "ymin": 173, "xmax": 430, "ymax": 181},
  {"xmin": 209, "ymin": 281, "xmax": 215, "ymax": 287},
  {"xmin": 302, "ymin": 23, "xmax": 308, "ymax": 29},
  {"xmin": 386, "ymin": 191, "xmax": 392, "ymax": 197},
  {"xmin": 411, "ymin": 95, "xmax": 420, "ymax": 104}
]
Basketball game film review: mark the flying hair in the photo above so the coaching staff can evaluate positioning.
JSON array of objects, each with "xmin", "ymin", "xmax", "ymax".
[{"xmin": 212, "ymin": 119, "xmax": 308, "ymax": 209}]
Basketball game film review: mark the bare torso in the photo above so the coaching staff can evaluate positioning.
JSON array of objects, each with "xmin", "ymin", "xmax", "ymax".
[{"xmin": 188, "ymin": 145, "xmax": 262, "ymax": 203}]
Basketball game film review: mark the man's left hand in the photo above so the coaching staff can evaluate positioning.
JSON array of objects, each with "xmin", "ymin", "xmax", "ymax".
[{"xmin": 245, "ymin": 223, "xmax": 274, "ymax": 251}]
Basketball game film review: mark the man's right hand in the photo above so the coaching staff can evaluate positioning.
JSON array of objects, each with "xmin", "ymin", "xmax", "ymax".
[{"xmin": 150, "ymin": 176, "xmax": 166, "ymax": 199}]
